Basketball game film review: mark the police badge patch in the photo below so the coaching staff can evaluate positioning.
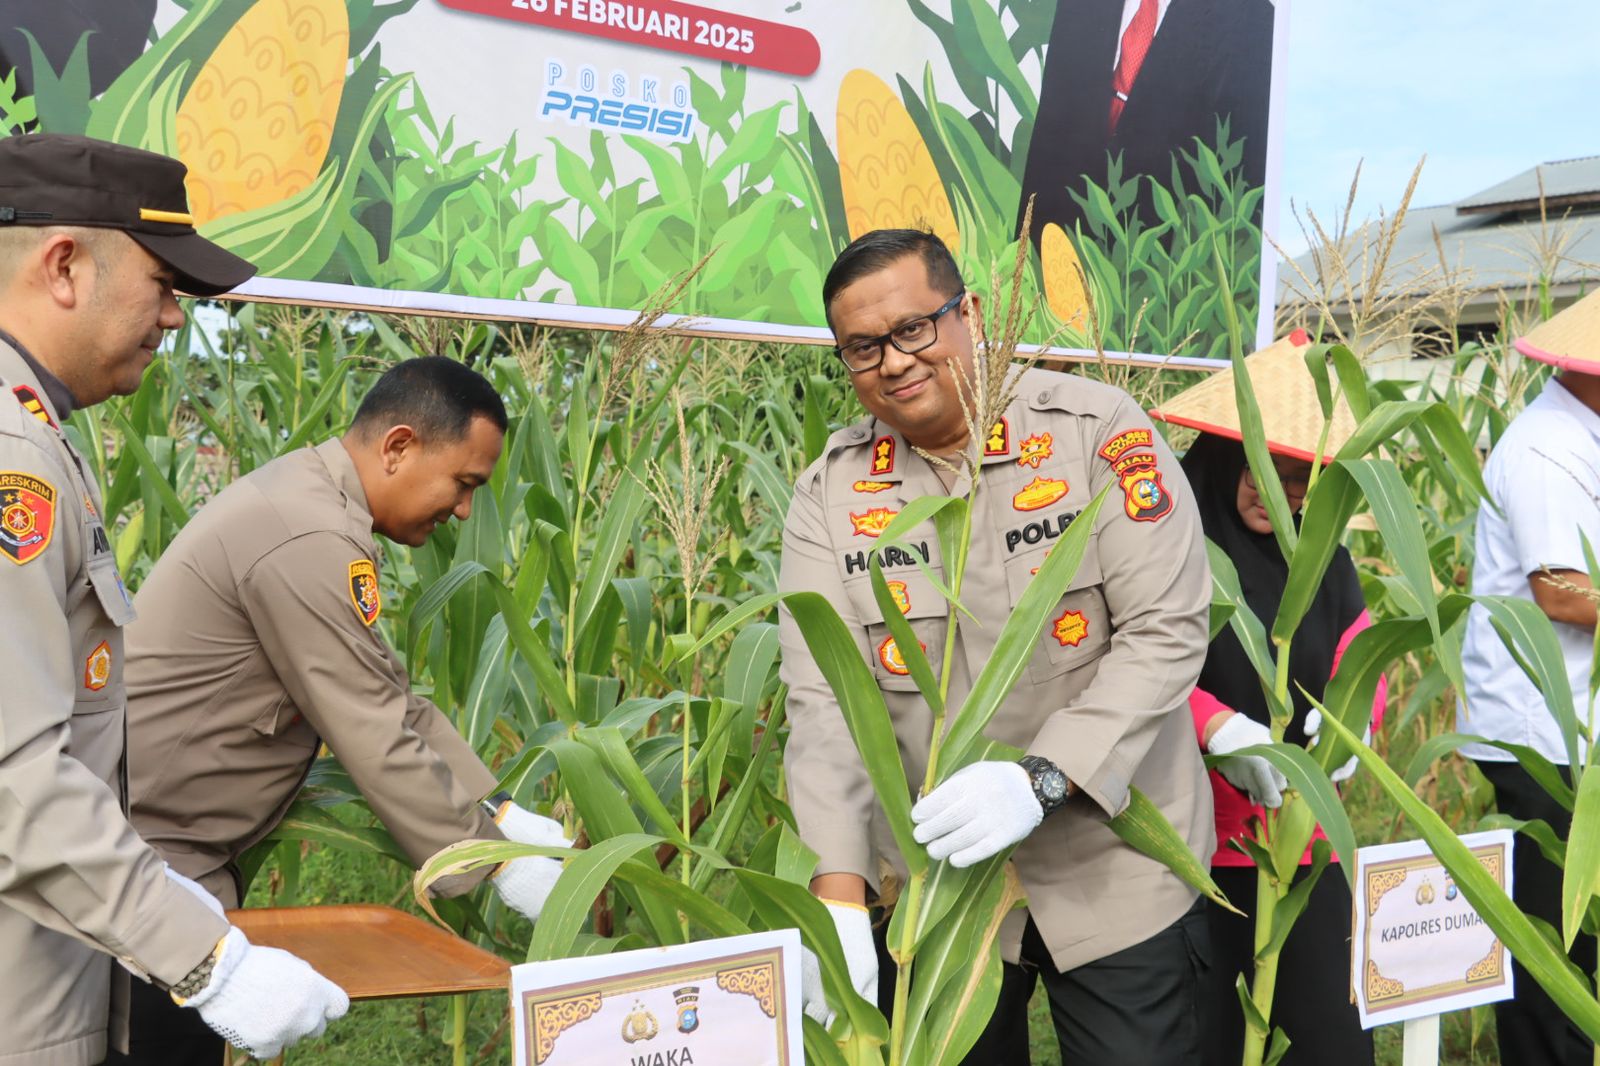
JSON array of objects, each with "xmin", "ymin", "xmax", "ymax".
[
  {"xmin": 348, "ymin": 559, "xmax": 382, "ymax": 626},
  {"xmin": 0, "ymin": 471, "xmax": 56, "ymax": 565},
  {"xmin": 84, "ymin": 641, "xmax": 112, "ymax": 691}
]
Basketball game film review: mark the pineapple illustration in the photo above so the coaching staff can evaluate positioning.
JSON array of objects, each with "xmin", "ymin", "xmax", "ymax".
[
  {"xmin": 174, "ymin": 0, "xmax": 349, "ymax": 225},
  {"xmin": 1040, "ymin": 222, "xmax": 1089, "ymax": 332},
  {"xmin": 836, "ymin": 68, "xmax": 958, "ymax": 251}
]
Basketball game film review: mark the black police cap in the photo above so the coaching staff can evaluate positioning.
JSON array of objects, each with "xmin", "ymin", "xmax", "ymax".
[{"xmin": 0, "ymin": 133, "xmax": 256, "ymax": 297}]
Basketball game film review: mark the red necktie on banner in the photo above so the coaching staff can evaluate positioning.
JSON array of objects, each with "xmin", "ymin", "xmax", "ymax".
[{"xmin": 1109, "ymin": 0, "xmax": 1158, "ymax": 134}]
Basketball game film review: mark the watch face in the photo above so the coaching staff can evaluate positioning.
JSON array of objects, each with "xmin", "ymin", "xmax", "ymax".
[{"xmin": 1039, "ymin": 771, "xmax": 1067, "ymax": 802}]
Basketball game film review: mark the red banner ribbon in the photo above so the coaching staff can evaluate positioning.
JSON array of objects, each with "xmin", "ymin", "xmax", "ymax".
[{"xmin": 436, "ymin": 0, "xmax": 821, "ymax": 76}]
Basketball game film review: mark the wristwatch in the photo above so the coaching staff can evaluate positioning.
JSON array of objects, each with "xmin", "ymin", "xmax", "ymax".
[
  {"xmin": 1018, "ymin": 755, "xmax": 1070, "ymax": 817},
  {"xmin": 481, "ymin": 790, "xmax": 514, "ymax": 820}
]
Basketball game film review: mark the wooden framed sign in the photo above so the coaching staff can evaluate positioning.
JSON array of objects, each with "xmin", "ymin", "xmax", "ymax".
[
  {"xmin": 1351, "ymin": 829, "xmax": 1515, "ymax": 1028},
  {"xmin": 510, "ymin": 929, "xmax": 803, "ymax": 1065}
]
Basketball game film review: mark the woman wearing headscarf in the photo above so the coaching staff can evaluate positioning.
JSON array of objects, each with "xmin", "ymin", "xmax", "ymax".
[{"xmin": 1152, "ymin": 332, "xmax": 1384, "ymax": 1065}]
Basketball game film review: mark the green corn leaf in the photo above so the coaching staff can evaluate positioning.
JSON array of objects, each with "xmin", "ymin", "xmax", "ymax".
[
  {"xmin": 574, "ymin": 726, "xmax": 689, "ymax": 846},
  {"xmin": 1230, "ymin": 743, "xmax": 1359, "ymax": 886},
  {"xmin": 1402, "ymin": 732, "xmax": 1575, "ymax": 810},
  {"xmin": 941, "ymin": 487, "xmax": 1109, "ymax": 769},
  {"xmin": 870, "ymin": 557, "xmax": 944, "ymax": 717},
  {"xmin": 733, "ymin": 869, "xmax": 890, "ymax": 1047},
  {"xmin": 110, "ymin": 410, "xmax": 189, "ymax": 531},
  {"xmin": 1220, "ymin": 262, "xmax": 1296, "ymax": 560},
  {"xmin": 267, "ymin": 798, "xmax": 409, "ymax": 866},
  {"xmin": 573, "ymin": 459, "xmax": 648, "ymax": 638},
  {"xmin": 1563, "ymin": 770, "xmax": 1600, "ymax": 949},
  {"xmin": 405, "ymin": 560, "xmax": 489, "ymax": 665},
  {"xmin": 803, "ymin": 374, "xmax": 832, "ymax": 467},
  {"xmin": 1259, "ymin": 840, "xmax": 1332, "ymax": 960},
  {"xmin": 1477, "ymin": 595, "xmax": 1584, "ymax": 771},
  {"xmin": 1109, "ymin": 786, "xmax": 1242, "ymax": 913},
  {"xmin": 1208, "ymin": 540, "xmax": 1292, "ymax": 723},
  {"xmin": 487, "ymin": 575, "xmax": 576, "ymax": 725},
  {"xmin": 1272, "ymin": 463, "xmax": 1362, "ymax": 643},
  {"xmin": 784, "ymin": 590, "xmax": 925, "ymax": 875},
  {"xmin": 525, "ymin": 833, "xmax": 666, "ymax": 960}
]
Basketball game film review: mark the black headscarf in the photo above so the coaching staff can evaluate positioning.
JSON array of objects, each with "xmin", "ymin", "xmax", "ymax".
[{"xmin": 1181, "ymin": 434, "xmax": 1367, "ymax": 746}]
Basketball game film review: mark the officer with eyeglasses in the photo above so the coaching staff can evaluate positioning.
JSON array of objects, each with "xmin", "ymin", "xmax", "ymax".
[{"xmin": 780, "ymin": 228, "xmax": 1215, "ymax": 1063}]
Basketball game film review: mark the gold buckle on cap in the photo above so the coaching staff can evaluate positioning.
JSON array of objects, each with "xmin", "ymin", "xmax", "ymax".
[{"xmin": 139, "ymin": 207, "xmax": 193, "ymax": 225}]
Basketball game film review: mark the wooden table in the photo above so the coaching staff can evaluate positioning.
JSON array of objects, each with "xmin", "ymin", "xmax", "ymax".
[{"xmin": 225, "ymin": 904, "xmax": 511, "ymax": 1062}]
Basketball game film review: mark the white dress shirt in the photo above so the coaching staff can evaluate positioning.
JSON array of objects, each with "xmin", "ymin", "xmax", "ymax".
[{"xmin": 1459, "ymin": 378, "xmax": 1600, "ymax": 764}]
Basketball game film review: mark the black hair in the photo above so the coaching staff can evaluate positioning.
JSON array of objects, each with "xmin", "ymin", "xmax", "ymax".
[
  {"xmin": 350, "ymin": 356, "xmax": 508, "ymax": 441},
  {"xmin": 821, "ymin": 229, "xmax": 964, "ymax": 323}
]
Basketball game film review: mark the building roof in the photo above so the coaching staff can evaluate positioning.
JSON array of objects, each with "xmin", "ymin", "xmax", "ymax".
[
  {"xmin": 1455, "ymin": 156, "xmax": 1600, "ymax": 215},
  {"xmin": 1278, "ymin": 156, "xmax": 1600, "ymax": 309}
]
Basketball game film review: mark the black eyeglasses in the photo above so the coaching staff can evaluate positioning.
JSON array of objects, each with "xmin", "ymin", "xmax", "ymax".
[
  {"xmin": 1243, "ymin": 464, "xmax": 1311, "ymax": 497},
  {"xmin": 834, "ymin": 290, "xmax": 966, "ymax": 373}
]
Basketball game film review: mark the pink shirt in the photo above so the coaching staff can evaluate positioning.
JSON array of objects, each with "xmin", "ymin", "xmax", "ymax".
[{"xmin": 1192, "ymin": 610, "xmax": 1386, "ymax": 867}]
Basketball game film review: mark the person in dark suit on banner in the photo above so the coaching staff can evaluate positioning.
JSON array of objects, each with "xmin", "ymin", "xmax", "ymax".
[{"xmin": 1020, "ymin": 0, "xmax": 1276, "ymax": 243}]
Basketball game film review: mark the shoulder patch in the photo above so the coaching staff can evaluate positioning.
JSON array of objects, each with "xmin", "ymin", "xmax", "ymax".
[
  {"xmin": 0, "ymin": 471, "xmax": 56, "ymax": 564},
  {"xmin": 11, "ymin": 386, "xmax": 56, "ymax": 429},
  {"xmin": 348, "ymin": 559, "xmax": 381, "ymax": 626},
  {"xmin": 1099, "ymin": 427, "xmax": 1154, "ymax": 463}
]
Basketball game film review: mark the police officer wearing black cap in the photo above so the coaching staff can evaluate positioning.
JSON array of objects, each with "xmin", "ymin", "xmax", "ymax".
[{"xmin": 0, "ymin": 134, "xmax": 348, "ymax": 1066}]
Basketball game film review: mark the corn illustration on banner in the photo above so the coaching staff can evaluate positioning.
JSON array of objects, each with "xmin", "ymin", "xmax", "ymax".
[{"xmin": 0, "ymin": 0, "xmax": 1288, "ymax": 361}]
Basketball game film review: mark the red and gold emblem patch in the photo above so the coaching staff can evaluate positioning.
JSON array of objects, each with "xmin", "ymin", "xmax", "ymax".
[
  {"xmin": 1012, "ymin": 475, "xmax": 1068, "ymax": 512},
  {"xmin": 1098, "ymin": 427, "xmax": 1154, "ymax": 463},
  {"xmin": 877, "ymin": 635, "xmax": 926, "ymax": 676},
  {"xmin": 1018, "ymin": 432, "xmax": 1053, "ymax": 469},
  {"xmin": 11, "ymin": 385, "xmax": 56, "ymax": 429},
  {"xmin": 870, "ymin": 435, "xmax": 896, "ymax": 475},
  {"xmin": 849, "ymin": 507, "xmax": 897, "ymax": 538},
  {"xmin": 84, "ymin": 641, "xmax": 112, "ymax": 691},
  {"xmin": 983, "ymin": 418, "xmax": 1010, "ymax": 457},
  {"xmin": 0, "ymin": 471, "xmax": 56, "ymax": 565},
  {"xmin": 886, "ymin": 579, "xmax": 911, "ymax": 614},
  {"xmin": 1052, "ymin": 609, "xmax": 1089, "ymax": 648},
  {"xmin": 1120, "ymin": 462, "xmax": 1173, "ymax": 522},
  {"xmin": 853, "ymin": 480, "xmax": 894, "ymax": 494},
  {"xmin": 348, "ymin": 559, "xmax": 382, "ymax": 626}
]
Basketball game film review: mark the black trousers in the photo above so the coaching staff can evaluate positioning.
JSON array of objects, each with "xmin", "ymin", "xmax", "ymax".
[
  {"xmin": 1478, "ymin": 759, "xmax": 1598, "ymax": 1066},
  {"xmin": 1202, "ymin": 863, "xmax": 1372, "ymax": 1066},
  {"xmin": 876, "ymin": 897, "xmax": 1210, "ymax": 1065},
  {"xmin": 103, "ymin": 974, "xmax": 225, "ymax": 1066}
]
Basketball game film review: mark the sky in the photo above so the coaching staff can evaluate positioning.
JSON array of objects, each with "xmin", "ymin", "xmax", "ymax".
[{"xmin": 1274, "ymin": 0, "xmax": 1600, "ymax": 255}]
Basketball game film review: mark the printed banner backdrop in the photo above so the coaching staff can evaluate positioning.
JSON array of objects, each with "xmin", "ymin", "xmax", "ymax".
[{"xmin": 0, "ymin": 0, "xmax": 1287, "ymax": 362}]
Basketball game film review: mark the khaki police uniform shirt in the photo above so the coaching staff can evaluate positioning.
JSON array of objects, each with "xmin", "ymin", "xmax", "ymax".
[
  {"xmin": 779, "ymin": 367, "xmax": 1216, "ymax": 973},
  {"xmin": 124, "ymin": 438, "xmax": 502, "ymax": 908},
  {"xmin": 0, "ymin": 339, "xmax": 228, "ymax": 1066}
]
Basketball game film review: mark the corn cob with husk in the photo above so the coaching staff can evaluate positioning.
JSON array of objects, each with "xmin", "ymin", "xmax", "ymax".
[
  {"xmin": 1040, "ymin": 222, "xmax": 1089, "ymax": 332},
  {"xmin": 174, "ymin": 0, "xmax": 349, "ymax": 225},
  {"xmin": 836, "ymin": 68, "xmax": 959, "ymax": 251}
]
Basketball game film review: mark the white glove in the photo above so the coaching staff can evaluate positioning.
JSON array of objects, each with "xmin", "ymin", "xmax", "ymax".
[
  {"xmin": 181, "ymin": 927, "xmax": 349, "ymax": 1059},
  {"xmin": 1206, "ymin": 713, "xmax": 1287, "ymax": 808},
  {"xmin": 491, "ymin": 802, "xmax": 571, "ymax": 921},
  {"xmin": 910, "ymin": 761, "xmax": 1043, "ymax": 868},
  {"xmin": 799, "ymin": 901, "xmax": 878, "ymax": 1027},
  {"xmin": 164, "ymin": 864, "xmax": 226, "ymax": 917},
  {"xmin": 1304, "ymin": 708, "xmax": 1369, "ymax": 783}
]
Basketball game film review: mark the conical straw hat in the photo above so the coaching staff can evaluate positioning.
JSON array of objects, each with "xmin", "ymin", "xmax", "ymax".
[
  {"xmin": 1515, "ymin": 289, "xmax": 1600, "ymax": 373},
  {"xmin": 1149, "ymin": 330, "xmax": 1358, "ymax": 463}
]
